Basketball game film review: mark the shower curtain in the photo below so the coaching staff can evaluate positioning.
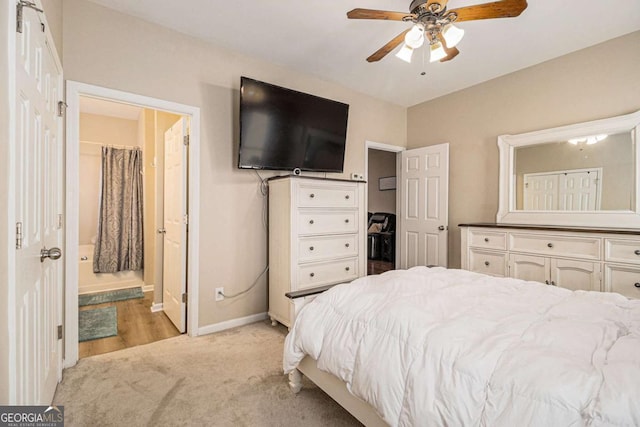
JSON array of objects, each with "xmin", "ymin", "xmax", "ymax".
[{"xmin": 93, "ymin": 147, "xmax": 144, "ymax": 273}]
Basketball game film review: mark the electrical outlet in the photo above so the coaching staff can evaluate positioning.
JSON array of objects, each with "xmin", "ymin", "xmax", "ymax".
[{"xmin": 215, "ymin": 287, "xmax": 225, "ymax": 301}]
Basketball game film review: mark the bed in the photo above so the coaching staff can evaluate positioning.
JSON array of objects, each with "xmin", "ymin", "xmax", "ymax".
[{"xmin": 283, "ymin": 266, "xmax": 640, "ymax": 426}]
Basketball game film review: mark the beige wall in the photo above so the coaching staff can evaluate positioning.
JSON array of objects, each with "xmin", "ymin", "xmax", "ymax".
[
  {"xmin": 408, "ymin": 31, "xmax": 640, "ymax": 268},
  {"xmin": 78, "ymin": 112, "xmax": 140, "ymax": 245},
  {"xmin": 62, "ymin": 0, "xmax": 407, "ymax": 328},
  {"xmin": 367, "ymin": 149, "xmax": 397, "ymax": 214}
]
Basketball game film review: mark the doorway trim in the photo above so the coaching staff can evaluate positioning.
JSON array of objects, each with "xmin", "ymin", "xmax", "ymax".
[
  {"xmin": 64, "ymin": 81, "xmax": 201, "ymax": 368},
  {"xmin": 364, "ymin": 141, "xmax": 405, "ymax": 267}
]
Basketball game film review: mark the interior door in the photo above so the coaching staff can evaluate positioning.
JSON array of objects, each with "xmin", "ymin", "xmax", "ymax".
[
  {"xmin": 558, "ymin": 170, "xmax": 600, "ymax": 211},
  {"xmin": 14, "ymin": 2, "xmax": 63, "ymax": 404},
  {"xmin": 162, "ymin": 118, "xmax": 188, "ymax": 332},
  {"xmin": 398, "ymin": 143, "xmax": 449, "ymax": 268},
  {"xmin": 524, "ymin": 174, "xmax": 558, "ymax": 210}
]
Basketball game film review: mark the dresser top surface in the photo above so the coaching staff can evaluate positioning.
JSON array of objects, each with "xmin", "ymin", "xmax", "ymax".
[{"xmin": 459, "ymin": 222, "xmax": 640, "ymax": 235}]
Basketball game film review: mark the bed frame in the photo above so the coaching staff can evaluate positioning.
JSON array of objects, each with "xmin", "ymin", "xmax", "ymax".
[{"xmin": 286, "ymin": 287, "xmax": 388, "ymax": 427}]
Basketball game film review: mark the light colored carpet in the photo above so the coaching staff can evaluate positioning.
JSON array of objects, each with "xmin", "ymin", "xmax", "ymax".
[{"xmin": 54, "ymin": 320, "xmax": 363, "ymax": 426}]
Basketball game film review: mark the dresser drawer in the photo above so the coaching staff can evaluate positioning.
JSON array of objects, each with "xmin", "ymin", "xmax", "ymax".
[
  {"xmin": 469, "ymin": 249, "xmax": 507, "ymax": 277},
  {"xmin": 509, "ymin": 233, "xmax": 601, "ymax": 260},
  {"xmin": 296, "ymin": 182, "xmax": 358, "ymax": 208},
  {"xmin": 604, "ymin": 264, "xmax": 640, "ymax": 299},
  {"xmin": 605, "ymin": 239, "xmax": 640, "ymax": 265},
  {"xmin": 469, "ymin": 229, "xmax": 507, "ymax": 250},
  {"xmin": 296, "ymin": 258, "xmax": 358, "ymax": 290},
  {"xmin": 298, "ymin": 210, "xmax": 358, "ymax": 235},
  {"xmin": 298, "ymin": 234, "xmax": 358, "ymax": 262}
]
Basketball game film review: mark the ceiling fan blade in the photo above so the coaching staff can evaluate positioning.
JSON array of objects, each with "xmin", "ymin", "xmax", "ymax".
[
  {"xmin": 437, "ymin": 33, "xmax": 459, "ymax": 62},
  {"xmin": 347, "ymin": 8, "xmax": 416, "ymax": 21},
  {"xmin": 449, "ymin": 0, "xmax": 528, "ymax": 22},
  {"xmin": 367, "ymin": 29, "xmax": 411, "ymax": 62}
]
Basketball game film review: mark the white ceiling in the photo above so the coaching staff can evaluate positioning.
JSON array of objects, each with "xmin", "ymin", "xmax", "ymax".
[
  {"xmin": 79, "ymin": 96, "xmax": 143, "ymax": 120},
  {"xmin": 85, "ymin": 0, "xmax": 640, "ymax": 107}
]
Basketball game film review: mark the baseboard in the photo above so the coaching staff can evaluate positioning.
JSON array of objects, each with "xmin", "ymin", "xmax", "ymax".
[
  {"xmin": 142, "ymin": 284, "xmax": 154, "ymax": 293},
  {"xmin": 150, "ymin": 302, "xmax": 163, "ymax": 313},
  {"xmin": 198, "ymin": 312, "xmax": 268, "ymax": 336}
]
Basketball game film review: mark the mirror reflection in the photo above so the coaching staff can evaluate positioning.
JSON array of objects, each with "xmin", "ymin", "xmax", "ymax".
[{"xmin": 514, "ymin": 131, "xmax": 635, "ymax": 211}]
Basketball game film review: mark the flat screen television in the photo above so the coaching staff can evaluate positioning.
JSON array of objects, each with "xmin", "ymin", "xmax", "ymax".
[{"xmin": 238, "ymin": 77, "xmax": 349, "ymax": 173}]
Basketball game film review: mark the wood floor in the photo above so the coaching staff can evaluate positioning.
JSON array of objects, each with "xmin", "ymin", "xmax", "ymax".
[
  {"xmin": 367, "ymin": 259, "xmax": 395, "ymax": 275},
  {"xmin": 79, "ymin": 291, "xmax": 181, "ymax": 359}
]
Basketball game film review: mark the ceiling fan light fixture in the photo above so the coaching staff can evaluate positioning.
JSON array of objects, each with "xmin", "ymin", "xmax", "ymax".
[
  {"xmin": 395, "ymin": 43, "xmax": 414, "ymax": 63},
  {"xmin": 404, "ymin": 24, "xmax": 425, "ymax": 49},
  {"xmin": 442, "ymin": 24, "xmax": 465, "ymax": 48},
  {"xmin": 429, "ymin": 41, "xmax": 446, "ymax": 62}
]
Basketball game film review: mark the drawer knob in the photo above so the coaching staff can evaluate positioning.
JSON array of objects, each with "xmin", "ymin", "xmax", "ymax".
[
  {"xmin": 310, "ymin": 273, "xmax": 315, "ymax": 278},
  {"xmin": 635, "ymin": 250, "xmax": 640, "ymax": 256},
  {"xmin": 309, "ymin": 220, "xmax": 314, "ymax": 225},
  {"xmin": 309, "ymin": 193, "xmax": 315, "ymax": 198},
  {"xmin": 547, "ymin": 243, "xmax": 554, "ymax": 248},
  {"xmin": 345, "ymin": 243, "xmax": 350, "ymax": 248},
  {"xmin": 635, "ymin": 283, "xmax": 640, "ymax": 288},
  {"xmin": 345, "ymin": 219, "xmax": 349, "ymax": 223},
  {"xmin": 309, "ymin": 246, "xmax": 314, "ymax": 251},
  {"xmin": 484, "ymin": 238, "xmax": 489, "ymax": 243},
  {"xmin": 345, "ymin": 267, "xmax": 350, "ymax": 272},
  {"xmin": 484, "ymin": 261, "xmax": 490, "ymax": 266},
  {"xmin": 345, "ymin": 195, "xmax": 350, "ymax": 200}
]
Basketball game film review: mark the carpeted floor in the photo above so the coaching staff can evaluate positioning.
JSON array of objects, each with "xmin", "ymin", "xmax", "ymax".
[{"xmin": 54, "ymin": 320, "xmax": 363, "ymax": 427}]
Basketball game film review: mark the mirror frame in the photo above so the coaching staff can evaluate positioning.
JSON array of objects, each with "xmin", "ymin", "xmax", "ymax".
[{"xmin": 497, "ymin": 110, "xmax": 640, "ymax": 228}]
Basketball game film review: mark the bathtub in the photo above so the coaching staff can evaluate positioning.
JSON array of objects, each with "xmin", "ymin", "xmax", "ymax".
[{"xmin": 78, "ymin": 244, "xmax": 144, "ymax": 295}]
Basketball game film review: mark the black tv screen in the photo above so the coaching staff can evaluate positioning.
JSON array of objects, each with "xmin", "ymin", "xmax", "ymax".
[{"xmin": 238, "ymin": 77, "xmax": 349, "ymax": 172}]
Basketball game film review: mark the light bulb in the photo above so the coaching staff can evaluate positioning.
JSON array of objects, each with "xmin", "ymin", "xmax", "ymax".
[
  {"xmin": 404, "ymin": 25, "xmax": 424, "ymax": 49},
  {"xmin": 442, "ymin": 24, "xmax": 465, "ymax": 48},
  {"xmin": 429, "ymin": 42, "xmax": 446, "ymax": 62},
  {"xmin": 395, "ymin": 43, "xmax": 414, "ymax": 63}
]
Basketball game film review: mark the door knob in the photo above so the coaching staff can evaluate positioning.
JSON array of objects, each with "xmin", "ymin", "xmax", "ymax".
[
  {"xmin": 438, "ymin": 226, "xmax": 445, "ymax": 231},
  {"xmin": 40, "ymin": 247, "xmax": 62, "ymax": 263}
]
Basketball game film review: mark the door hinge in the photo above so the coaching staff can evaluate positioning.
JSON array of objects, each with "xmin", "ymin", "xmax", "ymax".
[
  {"xmin": 183, "ymin": 214, "xmax": 189, "ymax": 225},
  {"xmin": 16, "ymin": 0, "xmax": 43, "ymax": 34},
  {"xmin": 57, "ymin": 325, "xmax": 63, "ymax": 340},
  {"xmin": 183, "ymin": 135, "xmax": 189, "ymax": 146},
  {"xmin": 57, "ymin": 101, "xmax": 67, "ymax": 117},
  {"xmin": 182, "ymin": 293, "xmax": 187, "ymax": 304},
  {"xmin": 57, "ymin": 213, "xmax": 64, "ymax": 229},
  {"xmin": 16, "ymin": 222, "xmax": 23, "ymax": 249}
]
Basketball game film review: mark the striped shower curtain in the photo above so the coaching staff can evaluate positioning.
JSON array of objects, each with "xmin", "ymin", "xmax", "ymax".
[{"xmin": 93, "ymin": 147, "xmax": 144, "ymax": 273}]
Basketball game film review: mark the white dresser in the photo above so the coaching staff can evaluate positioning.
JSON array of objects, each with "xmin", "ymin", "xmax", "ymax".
[
  {"xmin": 460, "ymin": 224, "xmax": 640, "ymax": 298},
  {"xmin": 268, "ymin": 176, "xmax": 366, "ymax": 327}
]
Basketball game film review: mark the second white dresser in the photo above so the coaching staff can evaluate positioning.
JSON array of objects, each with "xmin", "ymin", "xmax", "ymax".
[{"xmin": 268, "ymin": 176, "xmax": 366, "ymax": 327}]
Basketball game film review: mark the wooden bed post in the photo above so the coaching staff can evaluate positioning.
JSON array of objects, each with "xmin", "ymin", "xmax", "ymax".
[{"xmin": 288, "ymin": 369, "xmax": 303, "ymax": 393}]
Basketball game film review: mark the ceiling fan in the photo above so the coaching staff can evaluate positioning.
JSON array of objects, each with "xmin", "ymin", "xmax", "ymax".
[{"xmin": 347, "ymin": 0, "xmax": 528, "ymax": 64}]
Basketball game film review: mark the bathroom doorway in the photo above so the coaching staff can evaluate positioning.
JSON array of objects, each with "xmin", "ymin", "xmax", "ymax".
[
  {"xmin": 75, "ymin": 97, "xmax": 185, "ymax": 358},
  {"xmin": 65, "ymin": 82, "xmax": 201, "ymax": 366}
]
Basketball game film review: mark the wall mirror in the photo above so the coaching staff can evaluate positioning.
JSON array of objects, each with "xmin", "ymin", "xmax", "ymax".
[{"xmin": 497, "ymin": 110, "xmax": 640, "ymax": 228}]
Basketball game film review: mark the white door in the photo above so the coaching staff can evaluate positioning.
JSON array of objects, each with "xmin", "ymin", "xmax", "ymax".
[
  {"xmin": 550, "ymin": 258, "xmax": 600, "ymax": 292},
  {"xmin": 558, "ymin": 170, "xmax": 600, "ymax": 211},
  {"xmin": 162, "ymin": 118, "xmax": 188, "ymax": 332},
  {"xmin": 398, "ymin": 143, "xmax": 449, "ymax": 268},
  {"xmin": 524, "ymin": 174, "xmax": 558, "ymax": 210},
  {"xmin": 14, "ymin": 2, "xmax": 63, "ymax": 404}
]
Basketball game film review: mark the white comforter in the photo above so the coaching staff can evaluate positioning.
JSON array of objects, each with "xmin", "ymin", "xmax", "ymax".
[{"xmin": 283, "ymin": 267, "xmax": 640, "ymax": 427}]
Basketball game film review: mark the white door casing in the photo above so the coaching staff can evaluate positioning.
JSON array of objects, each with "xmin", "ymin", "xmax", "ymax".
[
  {"xmin": 13, "ymin": 1, "xmax": 63, "ymax": 404},
  {"xmin": 162, "ymin": 118, "xmax": 188, "ymax": 333},
  {"xmin": 398, "ymin": 143, "xmax": 449, "ymax": 269}
]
